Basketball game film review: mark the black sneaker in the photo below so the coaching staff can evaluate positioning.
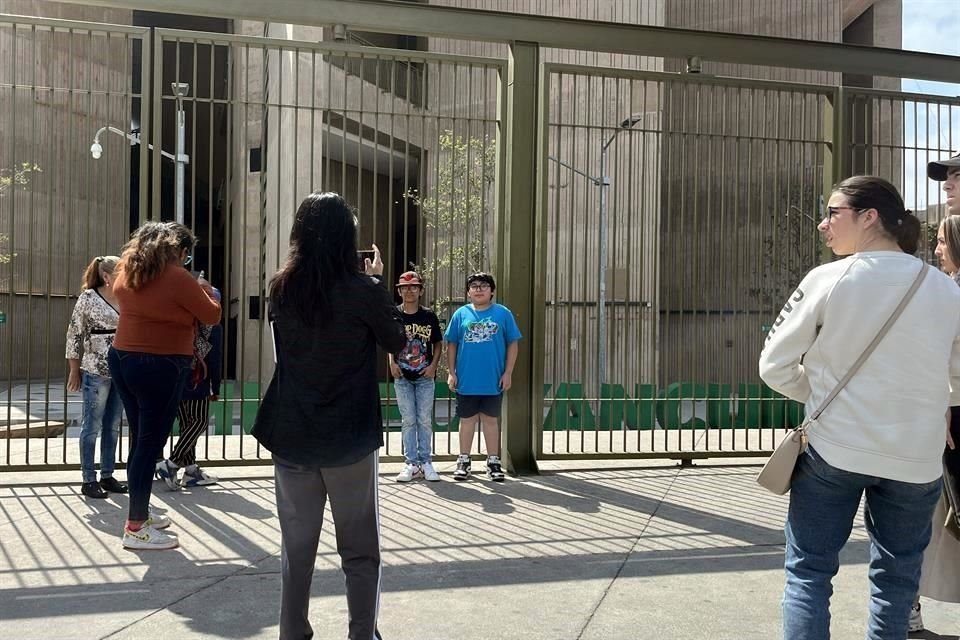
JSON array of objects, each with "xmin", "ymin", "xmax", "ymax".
[
  {"xmin": 486, "ymin": 456, "xmax": 505, "ymax": 482},
  {"xmin": 453, "ymin": 456, "xmax": 471, "ymax": 481},
  {"xmin": 99, "ymin": 477, "xmax": 128, "ymax": 493},
  {"xmin": 81, "ymin": 481, "xmax": 108, "ymax": 499}
]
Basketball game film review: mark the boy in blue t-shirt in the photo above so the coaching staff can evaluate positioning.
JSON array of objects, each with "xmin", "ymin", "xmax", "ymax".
[{"xmin": 444, "ymin": 272, "xmax": 522, "ymax": 481}]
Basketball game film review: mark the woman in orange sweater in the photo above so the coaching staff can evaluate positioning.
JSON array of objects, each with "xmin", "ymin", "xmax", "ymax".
[{"xmin": 108, "ymin": 221, "xmax": 221, "ymax": 550}]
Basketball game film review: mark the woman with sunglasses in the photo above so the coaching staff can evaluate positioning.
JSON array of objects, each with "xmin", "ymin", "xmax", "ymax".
[
  {"xmin": 759, "ymin": 176, "xmax": 960, "ymax": 639},
  {"xmin": 108, "ymin": 221, "xmax": 221, "ymax": 550}
]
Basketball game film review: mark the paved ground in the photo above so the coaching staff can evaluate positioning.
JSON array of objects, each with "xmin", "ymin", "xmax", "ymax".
[{"xmin": 1, "ymin": 460, "xmax": 958, "ymax": 639}]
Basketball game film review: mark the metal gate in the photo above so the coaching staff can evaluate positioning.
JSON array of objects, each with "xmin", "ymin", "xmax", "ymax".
[
  {"xmin": 4, "ymin": 14, "xmax": 960, "ymax": 471},
  {"xmin": 1, "ymin": 15, "xmax": 149, "ymax": 471},
  {"xmin": 537, "ymin": 63, "xmax": 835, "ymax": 460},
  {"xmin": 0, "ymin": 15, "xmax": 506, "ymax": 470}
]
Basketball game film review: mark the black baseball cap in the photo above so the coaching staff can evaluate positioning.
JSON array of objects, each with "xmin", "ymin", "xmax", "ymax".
[{"xmin": 927, "ymin": 152, "xmax": 960, "ymax": 181}]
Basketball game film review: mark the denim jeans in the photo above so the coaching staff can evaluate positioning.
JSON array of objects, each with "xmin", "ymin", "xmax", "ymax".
[
  {"xmin": 395, "ymin": 376, "xmax": 434, "ymax": 465},
  {"xmin": 108, "ymin": 348, "xmax": 190, "ymax": 522},
  {"xmin": 78, "ymin": 371, "xmax": 123, "ymax": 483},
  {"xmin": 783, "ymin": 446, "xmax": 942, "ymax": 640}
]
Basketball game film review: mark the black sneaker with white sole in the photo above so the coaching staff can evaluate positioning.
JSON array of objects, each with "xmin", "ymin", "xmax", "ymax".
[
  {"xmin": 486, "ymin": 456, "xmax": 505, "ymax": 482},
  {"xmin": 453, "ymin": 455, "xmax": 471, "ymax": 481}
]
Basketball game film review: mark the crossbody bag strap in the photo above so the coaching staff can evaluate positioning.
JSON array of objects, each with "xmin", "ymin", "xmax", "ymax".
[{"xmin": 807, "ymin": 262, "xmax": 929, "ymax": 425}]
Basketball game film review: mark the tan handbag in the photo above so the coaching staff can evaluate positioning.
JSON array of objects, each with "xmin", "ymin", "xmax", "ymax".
[{"xmin": 757, "ymin": 263, "xmax": 929, "ymax": 495}]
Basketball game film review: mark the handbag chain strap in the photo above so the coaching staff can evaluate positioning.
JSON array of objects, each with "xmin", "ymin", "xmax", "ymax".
[{"xmin": 802, "ymin": 262, "xmax": 929, "ymax": 431}]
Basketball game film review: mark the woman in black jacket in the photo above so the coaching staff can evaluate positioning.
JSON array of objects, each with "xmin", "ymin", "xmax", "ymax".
[{"xmin": 253, "ymin": 192, "xmax": 405, "ymax": 640}]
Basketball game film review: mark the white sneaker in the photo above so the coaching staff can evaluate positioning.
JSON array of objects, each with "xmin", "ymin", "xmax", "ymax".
[
  {"xmin": 145, "ymin": 512, "xmax": 171, "ymax": 530},
  {"xmin": 909, "ymin": 603, "xmax": 924, "ymax": 633},
  {"xmin": 182, "ymin": 465, "xmax": 218, "ymax": 487},
  {"xmin": 155, "ymin": 459, "xmax": 181, "ymax": 491},
  {"xmin": 396, "ymin": 463, "xmax": 421, "ymax": 483},
  {"xmin": 122, "ymin": 525, "xmax": 179, "ymax": 550},
  {"xmin": 422, "ymin": 462, "xmax": 440, "ymax": 482}
]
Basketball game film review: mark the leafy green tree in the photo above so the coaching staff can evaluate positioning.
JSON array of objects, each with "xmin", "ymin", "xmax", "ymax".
[
  {"xmin": 405, "ymin": 131, "xmax": 495, "ymax": 312},
  {"xmin": 404, "ymin": 131, "xmax": 495, "ymax": 375},
  {"xmin": 0, "ymin": 163, "xmax": 41, "ymax": 280}
]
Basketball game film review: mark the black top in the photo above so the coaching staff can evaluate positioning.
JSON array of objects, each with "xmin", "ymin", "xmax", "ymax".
[
  {"xmin": 396, "ymin": 306, "xmax": 442, "ymax": 380},
  {"xmin": 252, "ymin": 274, "xmax": 406, "ymax": 467}
]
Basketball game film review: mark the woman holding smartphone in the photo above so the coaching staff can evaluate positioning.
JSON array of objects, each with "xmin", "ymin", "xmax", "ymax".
[{"xmin": 252, "ymin": 192, "xmax": 405, "ymax": 640}]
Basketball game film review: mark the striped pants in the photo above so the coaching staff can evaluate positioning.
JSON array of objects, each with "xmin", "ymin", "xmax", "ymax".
[{"xmin": 169, "ymin": 397, "xmax": 209, "ymax": 467}]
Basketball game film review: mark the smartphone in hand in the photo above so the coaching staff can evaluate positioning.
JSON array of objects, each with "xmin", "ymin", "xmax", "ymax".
[{"xmin": 357, "ymin": 250, "xmax": 375, "ymax": 269}]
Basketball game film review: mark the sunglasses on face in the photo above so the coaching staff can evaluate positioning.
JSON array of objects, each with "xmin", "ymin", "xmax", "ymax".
[{"xmin": 826, "ymin": 206, "xmax": 862, "ymax": 218}]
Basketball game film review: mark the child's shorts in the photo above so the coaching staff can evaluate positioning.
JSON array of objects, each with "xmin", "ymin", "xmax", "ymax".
[{"xmin": 455, "ymin": 393, "xmax": 502, "ymax": 419}]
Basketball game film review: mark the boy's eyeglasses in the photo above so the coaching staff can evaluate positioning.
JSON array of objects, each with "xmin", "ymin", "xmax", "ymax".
[{"xmin": 469, "ymin": 283, "xmax": 491, "ymax": 291}]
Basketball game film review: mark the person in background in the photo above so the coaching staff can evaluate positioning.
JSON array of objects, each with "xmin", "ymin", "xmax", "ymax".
[
  {"xmin": 109, "ymin": 222, "xmax": 221, "ymax": 551},
  {"xmin": 389, "ymin": 271, "xmax": 443, "ymax": 483},
  {"xmin": 252, "ymin": 192, "xmax": 405, "ymax": 640},
  {"xmin": 155, "ymin": 287, "xmax": 223, "ymax": 490},
  {"xmin": 907, "ymin": 157, "xmax": 960, "ymax": 633},
  {"xmin": 66, "ymin": 255, "xmax": 127, "ymax": 499}
]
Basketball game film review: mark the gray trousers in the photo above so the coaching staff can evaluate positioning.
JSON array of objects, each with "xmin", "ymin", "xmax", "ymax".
[{"xmin": 274, "ymin": 451, "xmax": 383, "ymax": 640}]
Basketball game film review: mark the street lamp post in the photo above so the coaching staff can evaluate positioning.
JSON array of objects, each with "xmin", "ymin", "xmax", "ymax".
[
  {"xmin": 90, "ymin": 82, "xmax": 191, "ymax": 224},
  {"xmin": 597, "ymin": 114, "xmax": 644, "ymax": 393},
  {"xmin": 171, "ymin": 83, "xmax": 190, "ymax": 225},
  {"xmin": 547, "ymin": 112, "xmax": 645, "ymax": 399}
]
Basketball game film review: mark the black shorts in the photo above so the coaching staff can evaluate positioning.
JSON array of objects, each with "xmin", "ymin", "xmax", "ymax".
[{"xmin": 455, "ymin": 394, "xmax": 503, "ymax": 419}]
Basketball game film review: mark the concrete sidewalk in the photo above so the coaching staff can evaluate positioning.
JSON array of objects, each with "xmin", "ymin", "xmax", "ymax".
[{"xmin": 1, "ymin": 460, "xmax": 957, "ymax": 640}]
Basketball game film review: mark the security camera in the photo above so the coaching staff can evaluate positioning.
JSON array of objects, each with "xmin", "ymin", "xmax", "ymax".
[{"xmin": 90, "ymin": 142, "xmax": 103, "ymax": 159}]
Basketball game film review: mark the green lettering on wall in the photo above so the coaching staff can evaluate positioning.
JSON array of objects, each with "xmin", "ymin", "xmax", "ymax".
[{"xmin": 543, "ymin": 383, "xmax": 596, "ymax": 430}]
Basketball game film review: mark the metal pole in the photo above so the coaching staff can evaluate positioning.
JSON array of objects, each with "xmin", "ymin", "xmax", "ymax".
[
  {"xmin": 172, "ymin": 82, "xmax": 190, "ymax": 225},
  {"xmin": 175, "ymin": 98, "xmax": 185, "ymax": 224},
  {"xmin": 598, "ymin": 146, "xmax": 609, "ymax": 395}
]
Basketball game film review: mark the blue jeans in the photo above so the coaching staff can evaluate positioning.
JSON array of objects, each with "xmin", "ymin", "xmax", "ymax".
[
  {"xmin": 395, "ymin": 376, "xmax": 434, "ymax": 465},
  {"xmin": 783, "ymin": 447, "xmax": 942, "ymax": 640},
  {"xmin": 108, "ymin": 348, "xmax": 191, "ymax": 522},
  {"xmin": 78, "ymin": 371, "xmax": 123, "ymax": 483}
]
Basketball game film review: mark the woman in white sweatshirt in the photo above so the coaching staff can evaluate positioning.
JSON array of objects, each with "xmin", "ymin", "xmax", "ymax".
[{"xmin": 759, "ymin": 175, "xmax": 960, "ymax": 640}]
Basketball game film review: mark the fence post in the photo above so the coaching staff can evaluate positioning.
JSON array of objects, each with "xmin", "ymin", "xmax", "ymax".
[{"xmin": 500, "ymin": 41, "xmax": 540, "ymax": 475}]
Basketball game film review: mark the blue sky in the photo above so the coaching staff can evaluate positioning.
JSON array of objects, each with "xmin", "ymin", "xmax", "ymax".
[
  {"xmin": 901, "ymin": 0, "xmax": 960, "ymax": 95},
  {"xmin": 900, "ymin": 0, "xmax": 960, "ymax": 209}
]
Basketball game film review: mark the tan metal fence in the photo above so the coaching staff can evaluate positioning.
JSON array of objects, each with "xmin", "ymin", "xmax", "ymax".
[
  {"xmin": 539, "ymin": 64, "xmax": 834, "ymax": 460},
  {"xmin": 0, "ymin": 15, "xmax": 148, "ymax": 470},
  {"xmin": 2, "ymin": 13, "xmax": 959, "ymax": 471},
  {"xmin": 1, "ymin": 17, "xmax": 505, "ymax": 470}
]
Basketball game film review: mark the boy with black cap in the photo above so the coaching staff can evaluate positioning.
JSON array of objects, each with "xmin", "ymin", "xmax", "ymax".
[
  {"xmin": 910, "ymin": 153, "xmax": 960, "ymax": 633},
  {"xmin": 389, "ymin": 271, "xmax": 443, "ymax": 482},
  {"xmin": 444, "ymin": 272, "xmax": 522, "ymax": 481},
  {"xmin": 928, "ymin": 151, "xmax": 960, "ymax": 215}
]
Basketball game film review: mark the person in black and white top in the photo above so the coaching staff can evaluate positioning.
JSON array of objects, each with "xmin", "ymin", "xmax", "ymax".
[
  {"xmin": 66, "ymin": 255, "xmax": 128, "ymax": 499},
  {"xmin": 155, "ymin": 287, "xmax": 223, "ymax": 490},
  {"xmin": 759, "ymin": 175, "xmax": 960, "ymax": 640}
]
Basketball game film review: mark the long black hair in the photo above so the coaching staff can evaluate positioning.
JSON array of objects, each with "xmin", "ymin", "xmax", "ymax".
[{"xmin": 268, "ymin": 192, "xmax": 360, "ymax": 324}]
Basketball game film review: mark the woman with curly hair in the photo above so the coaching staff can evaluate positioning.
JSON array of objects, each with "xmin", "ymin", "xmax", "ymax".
[{"xmin": 108, "ymin": 221, "xmax": 221, "ymax": 550}]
